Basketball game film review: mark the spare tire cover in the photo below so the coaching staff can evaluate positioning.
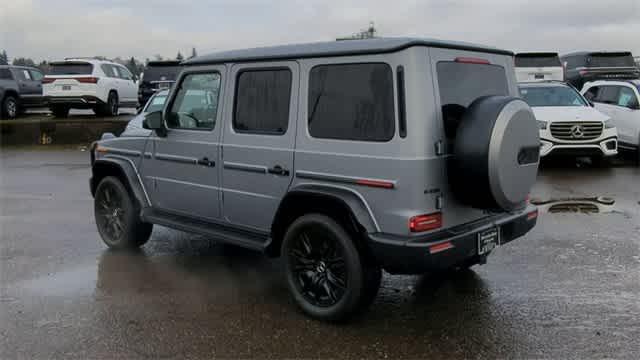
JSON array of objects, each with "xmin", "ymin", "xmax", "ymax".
[{"xmin": 452, "ymin": 96, "xmax": 539, "ymax": 211}]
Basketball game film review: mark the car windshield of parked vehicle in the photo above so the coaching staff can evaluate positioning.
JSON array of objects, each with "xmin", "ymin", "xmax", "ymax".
[
  {"xmin": 588, "ymin": 53, "xmax": 636, "ymax": 67},
  {"xmin": 515, "ymin": 54, "xmax": 561, "ymax": 67},
  {"xmin": 49, "ymin": 62, "xmax": 94, "ymax": 75},
  {"xmin": 145, "ymin": 94, "xmax": 168, "ymax": 113},
  {"xmin": 520, "ymin": 86, "xmax": 588, "ymax": 107}
]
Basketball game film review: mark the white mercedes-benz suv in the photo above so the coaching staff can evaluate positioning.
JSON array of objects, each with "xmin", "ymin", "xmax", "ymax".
[
  {"xmin": 43, "ymin": 59, "xmax": 138, "ymax": 118},
  {"xmin": 519, "ymin": 81, "xmax": 618, "ymax": 163}
]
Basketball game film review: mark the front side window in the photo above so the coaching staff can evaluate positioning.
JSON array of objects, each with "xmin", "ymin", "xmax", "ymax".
[
  {"xmin": 617, "ymin": 87, "xmax": 638, "ymax": 108},
  {"xmin": 519, "ymin": 86, "xmax": 587, "ymax": 107},
  {"xmin": 101, "ymin": 64, "xmax": 116, "ymax": 78},
  {"xmin": 594, "ymin": 86, "xmax": 620, "ymax": 104},
  {"xmin": 117, "ymin": 66, "xmax": 133, "ymax": 80},
  {"xmin": 29, "ymin": 70, "xmax": 43, "ymax": 81},
  {"xmin": 167, "ymin": 72, "xmax": 220, "ymax": 130},
  {"xmin": 145, "ymin": 93, "xmax": 168, "ymax": 113},
  {"xmin": 308, "ymin": 63, "xmax": 395, "ymax": 142},
  {"xmin": 436, "ymin": 61, "xmax": 508, "ymax": 139},
  {"xmin": 234, "ymin": 69, "xmax": 292, "ymax": 134}
]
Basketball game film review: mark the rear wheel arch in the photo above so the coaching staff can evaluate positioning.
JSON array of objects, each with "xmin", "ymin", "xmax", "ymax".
[{"xmin": 268, "ymin": 186, "xmax": 378, "ymax": 257}]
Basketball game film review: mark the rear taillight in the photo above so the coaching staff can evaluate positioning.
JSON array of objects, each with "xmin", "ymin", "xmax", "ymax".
[
  {"xmin": 455, "ymin": 57, "xmax": 491, "ymax": 65},
  {"xmin": 42, "ymin": 77, "xmax": 56, "ymax": 84},
  {"xmin": 77, "ymin": 77, "xmax": 99, "ymax": 84},
  {"xmin": 409, "ymin": 212, "xmax": 442, "ymax": 233}
]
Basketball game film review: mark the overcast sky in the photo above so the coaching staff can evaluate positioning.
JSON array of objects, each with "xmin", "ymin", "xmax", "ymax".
[{"xmin": 1, "ymin": 0, "xmax": 639, "ymax": 62}]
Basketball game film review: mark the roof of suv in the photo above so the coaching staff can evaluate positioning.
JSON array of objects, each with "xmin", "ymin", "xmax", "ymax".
[
  {"xmin": 185, "ymin": 37, "xmax": 513, "ymax": 66},
  {"xmin": 50, "ymin": 58, "xmax": 120, "ymax": 66}
]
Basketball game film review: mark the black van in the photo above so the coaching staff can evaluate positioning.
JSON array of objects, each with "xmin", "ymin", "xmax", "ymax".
[
  {"xmin": 137, "ymin": 60, "xmax": 183, "ymax": 108},
  {"xmin": 561, "ymin": 51, "xmax": 640, "ymax": 90}
]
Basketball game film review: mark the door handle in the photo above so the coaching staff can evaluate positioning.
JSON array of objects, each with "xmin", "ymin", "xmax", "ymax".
[
  {"xmin": 197, "ymin": 157, "xmax": 215, "ymax": 167},
  {"xmin": 267, "ymin": 165, "xmax": 289, "ymax": 176}
]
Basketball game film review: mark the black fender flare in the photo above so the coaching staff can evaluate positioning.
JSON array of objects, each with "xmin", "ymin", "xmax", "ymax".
[
  {"xmin": 278, "ymin": 183, "xmax": 379, "ymax": 233},
  {"xmin": 90, "ymin": 157, "xmax": 150, "ymax": 208}
]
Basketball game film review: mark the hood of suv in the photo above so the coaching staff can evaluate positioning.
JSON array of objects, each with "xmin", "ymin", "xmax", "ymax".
[{"xmin": 531, "ymin": 106, "xmax": 609, "ymax": 123}]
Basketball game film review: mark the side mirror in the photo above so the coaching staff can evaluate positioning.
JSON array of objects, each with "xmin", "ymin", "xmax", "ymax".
[{"xmin": 143, "ymin": 111, "xmax": 167, "ymax": 137}]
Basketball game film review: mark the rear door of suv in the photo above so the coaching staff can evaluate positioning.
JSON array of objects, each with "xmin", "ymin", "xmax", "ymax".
[
  {"xmin": 429, "ymin": 48, "xmax": 516, "ymax": 228},
  {"xmin": 221, "ymin": 62, "xmax": 299, "ymax": 231}
]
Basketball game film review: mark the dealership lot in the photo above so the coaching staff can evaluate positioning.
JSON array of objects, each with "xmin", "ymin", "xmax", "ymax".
[{"xmin": 1, "ymin": 147, "xmax": 639, "ymax": 359}]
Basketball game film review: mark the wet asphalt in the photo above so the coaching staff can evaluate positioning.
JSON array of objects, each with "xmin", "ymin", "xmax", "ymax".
[{"xmin": 1, "ymin": 146, "xmax": 640, "ymax": 359}]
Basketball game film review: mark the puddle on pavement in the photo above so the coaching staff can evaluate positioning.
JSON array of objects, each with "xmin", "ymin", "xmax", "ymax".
[{"xmin": 531, "ymin": 196, "xmax": 616, "ymax": 214}]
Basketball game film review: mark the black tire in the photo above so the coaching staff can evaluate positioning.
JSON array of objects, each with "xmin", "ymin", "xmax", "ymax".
[
  {"xmin": 1, "ymin": 95, "xmax": 18, "ymax": 119},
  {"xmin": 50, "ymin": 105, "xmax": 70, "ymax": 118},
  {"xmin": 282, "ymin": 214, "xmax": 381, "ymax": 322},
  {"xmin": 94, "ymin": 176, "xmax": 152, "ymax": 250},
  {"xmin": 99, "ymin": 92, "xmax": 118, "ymax": 117}
]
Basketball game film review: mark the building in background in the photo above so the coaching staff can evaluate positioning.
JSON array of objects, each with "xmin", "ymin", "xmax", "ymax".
[{"xmin": 337, "ymin": 22, "xmax": 377, "ymax": 41}]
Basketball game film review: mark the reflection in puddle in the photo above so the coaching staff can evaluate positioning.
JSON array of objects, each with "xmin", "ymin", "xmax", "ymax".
[{"xmin": 531, "ymin": 196, "xmax": 616, "ymax": 214}]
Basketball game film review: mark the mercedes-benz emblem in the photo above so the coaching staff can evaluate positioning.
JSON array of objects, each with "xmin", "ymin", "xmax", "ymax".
[{"xmin": 570, "ymin": 125, "xmax": 584, "ymax": 138}]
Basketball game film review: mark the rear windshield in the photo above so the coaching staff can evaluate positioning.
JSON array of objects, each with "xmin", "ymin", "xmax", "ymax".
[
  {"xmin": 515, "ymin": 54, "xmax": 561, "ymax": 67},
  {"xmin": 588, "ymin": 53, "xmax": 636, "ymax": 67},
  {"xmin": 519, "ymin": 86, "xmax": 587, "ymax": 107},
  {"xmin": 49, "ymin": 63, "xmax": 93, "ymax": 75},
  {"xmin": 142, "ymin": 65, "xmax": 182, "ymax": 82},
  {"xmin": 437, "ymin": 61, "xmax": 509, "ymax": 138}
]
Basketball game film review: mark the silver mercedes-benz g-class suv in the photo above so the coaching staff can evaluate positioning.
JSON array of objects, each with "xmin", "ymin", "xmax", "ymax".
[{"xmin": 90, "ymin": 38, "xmax": 540, "ymax": 321}]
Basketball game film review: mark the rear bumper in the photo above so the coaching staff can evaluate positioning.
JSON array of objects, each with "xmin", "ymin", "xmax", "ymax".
[
  {"xmin": 367, "ymin": 206, "xmax": 538, "ymax": 274},
  {"xmin": 46, "ymin": 95, "xmax": 104, "ymax": 108}
]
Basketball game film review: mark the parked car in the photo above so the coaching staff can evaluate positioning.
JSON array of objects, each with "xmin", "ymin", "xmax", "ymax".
[
  {"xmin": 561, "ymin": 51, "xmax": 640, "ymax": 90},
  {"xmin": 0, "ymin": 65, "xmax": 46, "ymax": 119},
  {"xmin": 121, "ymin": 90, "xmax": 169, "ymax": 137},
  {"xmin": 43, "ymin": 59, "xmax": 138, "ymax": 118},
  {"xmin": 138, "ymin": 60, "xmax": 182, "ymax": 109},
  {"xmin": 515, "ymin": 52, "xmax": 563, "ymax": 82},
  {"xmin": 519, "ymin": 81, "xmax": 617, "ymax": 164},
  {"xmin": 582, "ymin": 80, "xmax": 640, "ymax": 163},
  {"xmin": 89, "ymin": 37, "xmax": 540, "ymax": 321}
]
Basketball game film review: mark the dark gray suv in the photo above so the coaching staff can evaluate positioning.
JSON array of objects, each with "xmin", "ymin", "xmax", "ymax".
[
  {"xmin": 89, "ymin": 38, "xmax": 540, "ymax": 321},
  {"xmin": 0, "ymin": 65, "xmax": 46, "ymax": 119}
]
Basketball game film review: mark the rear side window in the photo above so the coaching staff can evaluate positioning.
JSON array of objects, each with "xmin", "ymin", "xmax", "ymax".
[
  {"xmin": 0, "ymin": 69, "xmax": 13, "ymax": 79},
  {"xmin": 308, "ymin": 63, "xmax": 395, "ymax": 142},
  {"xmin": 515, "ymin": 54, "xmax": 561, "ymax": 67},
  {"xmin": 234, "ymin": 69, "xmax": 292, "ymax": 134},
  {"xmin": 14, "ymin": 69, "xmax": 32, "ymax": 81},
  {"xmin": 49, "ymin": 63, "xmax": 93, "ymax": 75},
  {"xmin": 167, "ymin": 72, "xmax": 221, "ymax": 130},
  {"xmin": 589, "ymin": 53, "xmax": 636, "ymax": 67},
  {"xmin": 437, "ymin": 61, "xmax": 508, "ymax": 139}
]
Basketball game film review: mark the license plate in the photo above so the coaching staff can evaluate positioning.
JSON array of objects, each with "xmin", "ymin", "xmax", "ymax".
[
  {"xmin": 478, "ymin": 228, "xmax": 499, "ymax": 255},
  {"xmin": 534, "ymin": 74, "xmax": 545, "ymax": 79},
  {"xmin": 62, "ymin": 85, "xmax": 71, "ymax": 91}
]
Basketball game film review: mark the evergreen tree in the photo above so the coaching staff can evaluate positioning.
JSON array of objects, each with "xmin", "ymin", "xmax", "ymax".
[
  {"xmin": 176, "ymin": 52, "xmax": 184, "ymax": 61},
  {"xmin": 190, "ymin": 47, "xmax": 197, "ymax": 59},
  {"xmin": 0, "ymin": 50, "xmax": 8, "ymax": 65},
  {"xmin": 12, "ymin": 57, "xmax": 36, "ymax": 67}
]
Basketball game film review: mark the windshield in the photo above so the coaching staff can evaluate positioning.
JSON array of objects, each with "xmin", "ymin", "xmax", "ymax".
[
  {"xmin": 515, "ymin": 54, "xmax": 561, "ymax": 67},
  {"xmin": 519, "ymin": 86, "xmax": 588, "ymax": 107},
  {"xmin": 588, "ymin": 53, "xmax": 636, "ymax": 67},
  {"xmin": 49, "ymin": 62, "xmax": 93, "ymax": 75},
  {"xmin": 144, "ymin": 93, "xmax": 168, "ymax": 113}
]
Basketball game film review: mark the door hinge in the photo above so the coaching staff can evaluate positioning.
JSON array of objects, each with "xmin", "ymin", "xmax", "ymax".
[
  {"xmin": 435, "ymin": 140, "xmax": 444, "ymax": 156},
  {"xmin": 436, "ymin": 194, "xmax": 444, "ymax": 210}
]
